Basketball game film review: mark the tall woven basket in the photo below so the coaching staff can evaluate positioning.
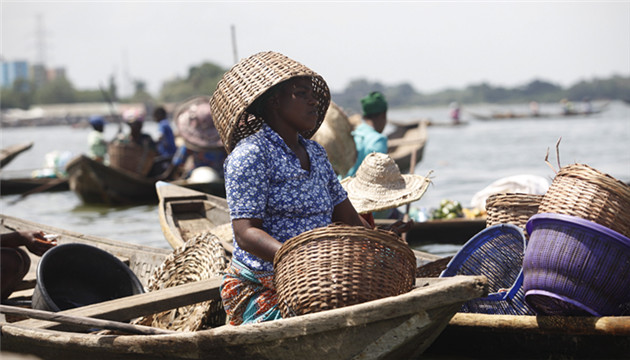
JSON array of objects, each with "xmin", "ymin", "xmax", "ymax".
[
  {"xmin": 538, "ymin": 163, "xmax": 630, "ymax": 238},
  {"xmin": 273, "ymin": 224, "xmax": 416, "ymax": 317},
  {"xmin": 108, "ymin": 143, "xmax": 156, "ymax": 176},
  {"xmin": 486, "ymin": 193, "xmax": 543, "ymax": 233}
]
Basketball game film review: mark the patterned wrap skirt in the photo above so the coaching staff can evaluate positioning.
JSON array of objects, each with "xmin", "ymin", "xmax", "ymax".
[{"xmin": 220, "ymin": 258, "xmax": 282, "ymax": 325}]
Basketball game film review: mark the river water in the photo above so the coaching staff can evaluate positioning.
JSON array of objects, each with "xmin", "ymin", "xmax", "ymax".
[{"xmin": 1, "ymin": 100, "xmax": 629, "ymax": 255}]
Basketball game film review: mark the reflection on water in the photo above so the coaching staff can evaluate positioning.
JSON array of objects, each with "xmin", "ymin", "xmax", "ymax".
[{"xmin": 1, "ymin": 101, "xmax": 629, "ymax": 255}]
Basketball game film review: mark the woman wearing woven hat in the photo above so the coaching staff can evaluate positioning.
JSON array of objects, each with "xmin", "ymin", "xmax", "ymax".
[
  {"xmin": 210, "ymin": 51, "xmax": 369, "ymax": 325},
  {"xmin": 341, "ymin": 152, "xmax": 432, "ymax": 228}
]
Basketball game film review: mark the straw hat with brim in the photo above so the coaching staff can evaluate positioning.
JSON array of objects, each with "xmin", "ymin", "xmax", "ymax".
[
  {"xmin": 340, "ymin": 152, "xmax": 432, "ymax": 214},
  {"xmin": 174, "ymin": 96, "xmax": 223, "ymax": 151},
  {"xmin": 210, "ymin": 51, "xmax": 331, "ymax": 153}
]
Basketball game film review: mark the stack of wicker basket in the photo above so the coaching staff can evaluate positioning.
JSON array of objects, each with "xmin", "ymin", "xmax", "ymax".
[{"xmin": 523, "ymin": 163, "xmax": 630, "ymax": 316}]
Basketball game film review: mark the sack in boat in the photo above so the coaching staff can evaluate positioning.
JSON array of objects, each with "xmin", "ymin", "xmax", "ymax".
[
  {"xmin": 311, "ymin": 102, "xmax": 357, "ymax": 176},
  {"xmin": 273, "ymin": 224, "xmax": 415, "ymax": 317}
]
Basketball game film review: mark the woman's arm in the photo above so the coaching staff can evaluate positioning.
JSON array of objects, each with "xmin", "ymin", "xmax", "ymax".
[
  {"xmin": 332, "ymin": 198, "xmax": 371, "ymax": 228},
  {"xmin": 232, "ymin": 218, "xmax": 283, "ymax": 263}
]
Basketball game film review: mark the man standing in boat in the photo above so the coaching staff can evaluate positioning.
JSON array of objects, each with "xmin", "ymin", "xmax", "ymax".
[{"xmin": 344, "ymin": 91, "xmax": 389, "ymax": 178}]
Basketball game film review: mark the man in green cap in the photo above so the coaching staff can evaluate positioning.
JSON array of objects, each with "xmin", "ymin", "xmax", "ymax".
[{"xmin": 344, "ymin": 91, "xmax": 389, "ymax": 178}]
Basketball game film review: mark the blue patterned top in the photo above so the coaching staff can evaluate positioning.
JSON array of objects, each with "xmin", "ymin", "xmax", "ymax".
[{"xmin": 224, "ymin": 123, "xmax": 347, "ymax": 271}]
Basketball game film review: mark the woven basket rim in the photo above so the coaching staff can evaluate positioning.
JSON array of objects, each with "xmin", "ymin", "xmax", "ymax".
[
  {"xmin": 557, "ymin": 163, "xmax": 630, "ymax": 198},
  {"xmin": 273, "ymin": 224, "xmax": 413, "ymax": 267},
  {"xmin": 485, "ymin": 193, "xmax": 543, "ymax": 208},
  {"xmin": 527, "ymin": 213, "xmax": 630, "ymax": 249}
]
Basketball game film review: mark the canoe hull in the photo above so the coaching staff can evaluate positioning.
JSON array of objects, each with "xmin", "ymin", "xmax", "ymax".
[
  {"xmin": 2, "ymin": 276, "xmax": 487, "ymax": 360},
  {"xmin": 66, "ymin": 155, "xmax": 157, "ymax": 204},
  {"xmin": 427, "ymin": 313, "xmax": 630, "ymax": 358}
]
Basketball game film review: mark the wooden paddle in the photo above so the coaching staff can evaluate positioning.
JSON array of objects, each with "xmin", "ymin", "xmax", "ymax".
[
  {"xmin": 0, "ymin": 305, "xmax": 174, "ymax": 335},
  {"xmin": 8, "ymin": 177, "xmax": 67, "ymax": 204},
  {"xmin": 15, "ymin": 276, "xmax": 223, "ymax": 330}
]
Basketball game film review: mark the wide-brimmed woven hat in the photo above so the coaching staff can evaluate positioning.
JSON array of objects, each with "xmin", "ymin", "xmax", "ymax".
[
  {"xmin": 340, "ymin": 152, "xmax": 431, "ymax": 214},
  {"xmin": 174, "ymin": 96, "xmax": 223, "ymax": 151},
  {"xmin": 209, "ymin": 51, "xmax": 331, "ymax": 153}
]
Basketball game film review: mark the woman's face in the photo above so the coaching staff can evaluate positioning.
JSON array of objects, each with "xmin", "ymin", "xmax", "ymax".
[{"xmin": 273, "ymin": 77, "xmax": 319, "ymax": 134}]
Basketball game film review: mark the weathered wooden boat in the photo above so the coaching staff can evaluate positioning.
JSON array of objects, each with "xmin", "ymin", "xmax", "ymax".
[
  {"xmin": 468, "ymin": 103, "xmax": 608, "ymax": 121},
  {"xmin": 426, "ymin": 313, "xmax": 630, "ymax": 358},
  {"xmin": 156, "ymin": 181, "xmax": 231, "ymax": 251},
  {"xmin": 387, "ymin": 120, "xmax": 428, "ymax": 174},
  {"xmin": 0, "ymin": 176, "xmax": 69, "ymax": 196},
  {"xmin": 0, "ymin": 214, "xmax": 170, "ymax": 294},
  {"xmin": 0, "ymin": 141, "xmax": 33, "ymax": 169},
  {"xmin": 65, "ymin": 155, "xmax": 158, "ymax": 205},
  {"xmin": 378, "ymin": 217, "xmax": 487, "ymax": 246},
  {"xmin": 0, "ymin": 215, "xmax": 488, "ymax": 359}
]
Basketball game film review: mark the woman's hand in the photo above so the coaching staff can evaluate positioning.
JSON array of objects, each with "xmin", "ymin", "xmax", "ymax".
[
  {"xmin": 20, "ymin": 231, "xmax": 57, "ymax": 256},
  {"xmin": 378, "ymin": 220, "xmax": 414, "ymax": 236},
  {"xmin": 232, "ymin": 218, "xmax": 283, "ymax": 263}
]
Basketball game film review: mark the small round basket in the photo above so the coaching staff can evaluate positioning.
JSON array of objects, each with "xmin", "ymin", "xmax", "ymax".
[
  {"xmin": 131, "ymin": 231, "xmax": 230, "ymax": 331},
  {"xmin": 440, "ymin": 224, "xmax": 534, "ymax": 315},
  {"xmin": 485, "ymin": 193, "xmax": 542, "ymax": 233},
  {"xmin": 538, "ymin": 163, "xmax": 630, "ymax": 238},
  {"xmin": 273, "ymin": 224, "xmax": 415, "ymax": 317},
  {"xmin": 523, "ymin": 213, "xmax": 630, "ymax": 316}
]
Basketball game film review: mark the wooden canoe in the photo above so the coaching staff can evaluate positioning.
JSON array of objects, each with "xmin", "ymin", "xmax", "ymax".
[
  {"xmin": 65, "ymin": 155, "xmax": 158, "ymax": 205},
  {"xmin": 426, "ymin": 313, "xmax": 630, "ymax": 358},
  {"xmin": 156, "ymin": 181, "xmax": 231, "ymax": 251},
  {"xmin": 387, "ymin": 120, "xmax": 428, "ymax": 174},
  {"xmin": 0, "ymin": 215, "xmax": 489, "ymax": 359},
  {"xmin": 378, "ymin": 217, "xmax": 487, "ymax": 246},
  {"xmin": 0, "ymin": 176, "xmax": 69, "ymax": 196},
  {"xmin": 0, "ymin": 141, "xmax": 33, "ymax": 169},
  {"xmin": 156, "ymin": 181, "xmax": 441, "ymax": 265},
  {"xmin": 2, "ymin": 274, "xmax": 487, "ymax": 360}
]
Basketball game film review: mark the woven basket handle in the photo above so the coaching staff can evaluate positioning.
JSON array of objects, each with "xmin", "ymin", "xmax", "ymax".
[{"xmin": 544, "ymin": 137, "xmax": 563, "ymax": 174}]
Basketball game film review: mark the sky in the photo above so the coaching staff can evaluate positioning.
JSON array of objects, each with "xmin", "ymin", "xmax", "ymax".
[{"xmin": 2, "ymin": 1, "xmax": 629, "ymax": 97}]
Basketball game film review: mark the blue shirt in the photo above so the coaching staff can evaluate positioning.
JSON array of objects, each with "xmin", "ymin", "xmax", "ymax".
[
  {"xmin": 224, "ymin": 123, "xmax": 347, "ymax": 271},
  {"xmin": 345, "ymin": 122, "xmax": 388, "ymax": 177},
  {"xmin": 157, "ymin": 119, "xmax": 177, "ymax": 157}
]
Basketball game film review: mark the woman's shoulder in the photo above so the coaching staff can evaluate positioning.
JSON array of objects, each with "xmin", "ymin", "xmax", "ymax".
[{"xmin": 230, "ymin": 133, "xmax": 271, "ymax": 159}]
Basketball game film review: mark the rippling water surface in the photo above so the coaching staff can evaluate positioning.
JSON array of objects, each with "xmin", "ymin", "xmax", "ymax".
[{"xmin": 2, "ymin": 101, "xmax": 628, "ymax": 255}]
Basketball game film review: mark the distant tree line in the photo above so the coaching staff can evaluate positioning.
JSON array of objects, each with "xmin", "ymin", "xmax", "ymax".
[{"xmin": 2, "ymin": 59, "xmax": 628, "ymax": 113}]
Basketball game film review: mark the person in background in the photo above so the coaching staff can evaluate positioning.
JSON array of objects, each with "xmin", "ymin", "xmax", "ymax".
[
  {"xmin": 121, "ymin": 109, "xmax": 156, "ymax": 149},
  {"xmin": 560, "ymin": 98, "xmax": 574, "ymax": 115},
  {"xmin": 161, "ymin": 97, "xmax": 227, "ymax": 181},
  {"xmin": 449, "ymin": 101, "xmax": 461, "ymax": 124},
  {"xmin": 87, "ymin": 115, "xmax": 107, "ymax": 162},
  {"xmin": 344, "ymin": 91, "xmax": 389, "ymax": 178},
  {"xmin": 153, "ymin": 106, "xmax": 177, "ymax": 159},
  {"xmin": 210, "ymin": 51, "xmax": 369, "ymax": 326},
  {"xmin": 529, "ymin": 101, "xmax": 540, "ymax": 117},
  {"xmin": 1, "ymin": 231, "xmax": 56, "ymax": 300}
]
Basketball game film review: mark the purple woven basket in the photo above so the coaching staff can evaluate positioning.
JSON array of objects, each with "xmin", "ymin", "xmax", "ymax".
[{"xmin": 523, "ymin": 213, "xmax": 630, "ymax": 316}]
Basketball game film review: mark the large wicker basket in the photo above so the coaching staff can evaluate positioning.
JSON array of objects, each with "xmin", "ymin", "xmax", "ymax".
[
  {"xmin": 273, "ymin": 224, "xmax": 416, "ymax": 317},
  {"xmin": 486, "ymin": 193, "xmax": 543, "ymax": 232},
  {"xmin": 538, "ymin": 163, "xmax": 630, "ymax": 238},
  {"xmin": 108, "ymin": 142, "xmax": 156, "ymax": 176},
  {"xmin": 131, "ymin": 231, "xmax": 229, "ymax": 331}
]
